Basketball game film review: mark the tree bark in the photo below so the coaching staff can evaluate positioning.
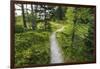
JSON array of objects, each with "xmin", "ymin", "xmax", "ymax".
[
  {"xmin": 31, "ymin": 4, "xmax": 36, "ymax": 30},
  {"xmin": 21, "ymin": 4, "xmax": 27, "ymax": 28}
]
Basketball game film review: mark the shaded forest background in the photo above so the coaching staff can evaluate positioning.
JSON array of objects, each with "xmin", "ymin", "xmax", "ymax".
[{"xmin": 15, "ymin": 4, "xmax": 95, "ymax": 67}]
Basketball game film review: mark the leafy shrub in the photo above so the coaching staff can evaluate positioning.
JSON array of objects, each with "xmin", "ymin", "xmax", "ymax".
[
  {"xmin": 56, "ymin": 23, "xmax": 89, "ymax": 63},
  {"xmin": 15, "ymin": 31, "xmax": 50, "ymax": 67},
  {"xmin": 15, "ymin": 25, "xmax": 24, "ymax": 33}
]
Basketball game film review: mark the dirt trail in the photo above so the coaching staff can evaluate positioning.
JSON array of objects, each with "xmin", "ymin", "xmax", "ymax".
[{"xmin": 50, "ymin": 27, "xmax": 64, "ymax": 63}]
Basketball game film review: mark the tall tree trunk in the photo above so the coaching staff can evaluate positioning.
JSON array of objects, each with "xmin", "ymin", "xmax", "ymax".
[
  {"xmin": 44, "ymin": 6, "xmax": 47, "ymax": 30},
  {"xmin": 26, "ymin": 4, "xmax": 29, "ymax": 22},
  {"xmin": 31, "ymin": 4, "xmax": 36, "ymax": 30},
  {"xmin": 21, "ymin": 4, "xmax": 27, "ymax": 28}
]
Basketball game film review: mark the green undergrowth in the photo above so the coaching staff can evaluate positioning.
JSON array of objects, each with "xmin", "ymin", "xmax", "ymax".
[
  {"xmin": 50, "ymin": 21, "xmax": 64, "ymax": 32},
  {"xmin": 56, "ymin": 23, "xmax": 91, "ymax": 63},
  {"xmin": 15, "ymin": 31, "xmax": 50, "ymax": 67}
]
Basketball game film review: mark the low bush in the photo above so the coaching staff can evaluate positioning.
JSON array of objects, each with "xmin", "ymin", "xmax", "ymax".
[
  {"xmin": 56, "ymin": 23, "xmax": 89, "ymax": 63},
  {"xmin": 15, "ymin": 25, "xmax": 24, "ymax": 33},
  {"xmin": 15, "ymin": 31, "xmax": 50, "ymax": 67}
]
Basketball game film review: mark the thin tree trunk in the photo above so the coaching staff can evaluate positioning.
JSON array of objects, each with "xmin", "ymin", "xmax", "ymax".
[
  {"xmin": 21, "ymin": 4, "xmax": 27, "ymax": 28},
  {"xmin": 44, "ymin": 6, "xmax": 47, "ymax": 30},
  {"xmin": 31, "ymin": 4, "xmax": 35, "ymax": 30},
  {"xmin": 26, "ymin": 4, "xmax": 29, "ymax": 22}
]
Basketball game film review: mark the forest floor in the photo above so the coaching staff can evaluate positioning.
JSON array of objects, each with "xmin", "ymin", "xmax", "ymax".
[{"xmin": 50, "ymin": 26, "xmax": 64, "ymax": 63}]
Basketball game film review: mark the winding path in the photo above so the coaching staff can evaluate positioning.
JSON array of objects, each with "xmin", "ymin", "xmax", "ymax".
[{"xmin": 50, "ymin": 27, "xmax": 64, "ymax": 64}]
